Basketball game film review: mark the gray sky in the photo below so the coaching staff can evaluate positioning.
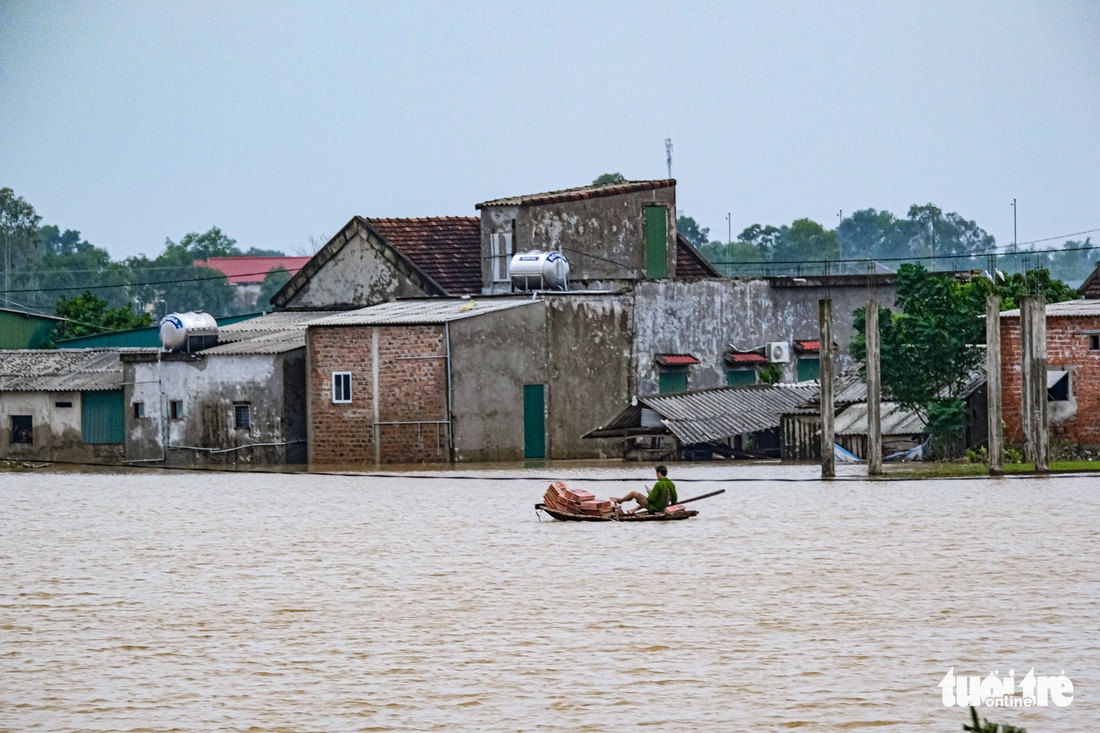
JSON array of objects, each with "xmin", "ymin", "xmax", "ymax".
[{"xmin": 2, "ymin": 1, "xmax": 1098, "ymax": 260}]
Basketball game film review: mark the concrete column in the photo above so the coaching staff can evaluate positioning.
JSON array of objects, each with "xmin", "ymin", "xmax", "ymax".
[
  {"xmin": 866, "ymin": 299, "xmax": 883, "ymax": 475},
  {"xmin": 1019, "ymin": 296, "xmax": 1049, "ymax": 470},
  {"xmin": 985, "ymin": 296, "xmax": 1003, "ymax": 472},
  {"xmin": 820, "ymin": 299, "xmax": 835, "ymax": 478}
]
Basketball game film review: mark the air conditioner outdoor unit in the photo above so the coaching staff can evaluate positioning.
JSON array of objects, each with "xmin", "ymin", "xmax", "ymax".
[{"xmin": 767, "ymin": 341, "xmax": 790, "ymax": 363}]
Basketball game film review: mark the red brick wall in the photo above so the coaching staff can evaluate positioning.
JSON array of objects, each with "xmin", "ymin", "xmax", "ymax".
[
  {"xmin": 308, "ymin": 325, "xmax": 449, "ymax": 465},
  {"xmin": 1001, "ymin": 315, "xmax": 1100, "ymax": 446}
]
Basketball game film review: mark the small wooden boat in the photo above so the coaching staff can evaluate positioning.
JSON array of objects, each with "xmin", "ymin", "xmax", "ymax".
[{"xmin": 535, "ymin": 503, "xmax": 699, "ymax": 522}]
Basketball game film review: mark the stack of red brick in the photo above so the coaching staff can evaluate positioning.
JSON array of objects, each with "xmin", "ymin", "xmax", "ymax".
[{"xmin": 542, "ymin": 481, "xmax": 614, "ymax": 517}]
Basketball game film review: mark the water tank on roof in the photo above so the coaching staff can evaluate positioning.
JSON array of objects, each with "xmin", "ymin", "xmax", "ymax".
[
  {"xmin": 510, "ymin": 250, "xmax": 570, "ymax": 291},
  {"xmin": 159, "ymin": 312, "xmax": 218, "ymax": 352}
]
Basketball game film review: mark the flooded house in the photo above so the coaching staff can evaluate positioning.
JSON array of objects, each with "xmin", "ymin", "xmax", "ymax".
[
  {"xmin": 121, "ymin": 311, "xmax": 334, "ymax": 466},
  {"xmin": 1000, "ymin": 298, "xmax": 1100, "ymax": 449},
  {"xmin": 0, "ymin": 349, "xmax": 137, "ymax": 463}
]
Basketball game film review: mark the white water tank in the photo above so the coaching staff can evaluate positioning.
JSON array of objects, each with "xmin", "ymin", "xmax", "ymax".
[
  {"xmin": 159, "ymin": 312, "xmax": 218, "ymax": 351},
  {"xmin": 509, "ymin": 250, "xmax": 570, "ymax": 291}
]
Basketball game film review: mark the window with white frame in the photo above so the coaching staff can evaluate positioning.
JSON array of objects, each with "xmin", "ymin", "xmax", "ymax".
[{"xmin": 332, "ymin": 372, "xmax": 352, "ymax": 403}]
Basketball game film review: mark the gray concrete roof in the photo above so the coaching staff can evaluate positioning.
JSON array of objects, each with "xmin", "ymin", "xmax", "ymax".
[
  {"xmin": 999, "ymin": 298, "xmax": 1098, "ymax": 318},
  {"xmin": 306, "ymin": 298, "xmax": 538, "ymax": 327},
  {"xmin": 0, "ymin": 349, "xmax": 140, "ymax": 392}
]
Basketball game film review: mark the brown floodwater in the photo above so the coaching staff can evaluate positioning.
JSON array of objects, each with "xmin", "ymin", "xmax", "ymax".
[{"xmin": 1, "ymin": 464, "xmax": 1097, "ymax": 731}]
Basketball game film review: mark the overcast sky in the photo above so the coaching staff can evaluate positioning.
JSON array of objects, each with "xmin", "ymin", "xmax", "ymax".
[{"xmin": 2, "ymin": 1, "xmax": 1098, "ymax": 261}]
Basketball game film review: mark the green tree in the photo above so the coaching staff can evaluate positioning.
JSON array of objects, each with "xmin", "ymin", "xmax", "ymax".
[
  {"xmin": 676, "ymin": 214, "xmax": 710, "ymax": 249},
  {"xmin": 127, "ymin": 226, "xmax": 241, "ymax": 317},
  {"xmin": 243, "ymin": 246, "xmax": 287, "ymax": 257},
  {"xmin": 851, "ymin": 264, "xmax": 1076, "ymax": 457},
  {"xmin": 39, "ymin": 226, "xmax": 135, "ymax": 310},
  {"xmin": 772, "ymin": 218, "xmax": 839, "ymax": 262},
  {"xmin": 592, "ymin": 173, "xmax": 625, "ymax": 185},
  {"xmin": 0, "ymin": 188, "xmax": 45, "ymax": 307},
  {"xmin": 837, "ymin": 208, "xmax": 912, "ymax": 260},
  {"xmin": 54, "ymin": 290, "xmax": 152, "ymax": 341},
  {"xmin": 258, "ymin": 266, "xmax": 292, "ymax": 308}
]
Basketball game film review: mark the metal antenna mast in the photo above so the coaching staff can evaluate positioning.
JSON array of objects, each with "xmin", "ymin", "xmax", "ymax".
[{"xmin": 665, "ymin": 138, "xmax": 673, "ymax": 179}]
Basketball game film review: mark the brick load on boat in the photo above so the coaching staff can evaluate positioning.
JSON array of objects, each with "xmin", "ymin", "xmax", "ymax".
[{"xmin": 536, "ymin": 481, "xmax": 697, "ymax": 522}]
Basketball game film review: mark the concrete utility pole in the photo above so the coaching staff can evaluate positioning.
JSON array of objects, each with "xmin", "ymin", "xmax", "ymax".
[
  {"xmin": 986, "ymin": 296, "xmax": 1003, "ymax": 472},
  {"xmin": 865, "ymin": 299, "xmax": 882, "ymax": 475},
  {"xmin": 1019, "ymin": 295, "xmax": 1049, "ymax": 470},
  {"xmin": 820, "ymin": 299, "xmax": 835, "ymax": 478},
  {"xmin": 665, "ymin": 138, "xmax": 673, "ymax": 179}
]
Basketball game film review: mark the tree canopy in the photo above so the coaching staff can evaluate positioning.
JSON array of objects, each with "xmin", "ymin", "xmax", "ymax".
[
  {"xmin": 54, "ymin": 290, "xmax": 152, "ymax": 341},
  {"xmin": 592, "ymin": 173, "xmax": 625, "ymax": 185}
]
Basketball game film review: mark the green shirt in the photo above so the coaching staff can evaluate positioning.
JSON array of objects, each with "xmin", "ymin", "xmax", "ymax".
[{"xmin": 647, "ymin": 477, "xmax": 678, "ymax": 512}]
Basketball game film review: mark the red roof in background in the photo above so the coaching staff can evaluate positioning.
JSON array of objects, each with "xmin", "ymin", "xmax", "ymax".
[
  {"xmin": 727, "ymin": 352, "xmax": 768, "ymax": 363},
  {"xmin": 797, "ymin": 340, "xmax": 821, "ymax": 351},
  {"xmin": 655, "ymin": 353, "xmax": 700, "ymax": 366},
  {"xmin": 198, "ymin": 256, "xmax": 311, "ymax": 285},
  {"xmin": 367, "ymin": 217, "xmax": 482, "ymax": 295}
]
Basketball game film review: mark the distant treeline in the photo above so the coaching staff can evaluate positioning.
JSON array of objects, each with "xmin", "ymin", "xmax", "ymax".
[
  {"xmin": 0, "ymin": 187, "xmax": 294, "ymax": 330},
  {"xmin": 680, "ymin": 204, "xmax": 1095, "ymax": 285}
]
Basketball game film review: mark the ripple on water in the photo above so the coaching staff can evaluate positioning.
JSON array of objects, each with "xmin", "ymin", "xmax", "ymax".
[{"xmin": 0, "ymin": 468, "xmax": 1097, "ymax": 732}]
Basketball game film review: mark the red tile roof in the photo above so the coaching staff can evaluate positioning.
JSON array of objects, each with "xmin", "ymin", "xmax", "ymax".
[
  {"xmin": 367, "ymin": 217, "xmax": 482, "ymax": 295},
  {"xmin": 1079, "ymin": 262, "xmax": 1100, "ymax": 299},
  {"xmin": 198, "ymin": 256, "xmax": 311, "ymax": 285},
  {"xmin": 477, "ymin": 179, "xmax": 675, "ymax": 208},
  {"xmin": 655, "ymin": 353, "xmax": 700, "ymax": 366},
  {"xmin": 726, "ymin": 352, "xmax": 768, "ymax": 363},
  {"xmin": 796, "ymin": 340, "xmax": 821, "ymax": 351},
  {"xmin": 675, "ymin": 233, "xmax": 722, "ymax": 278}
]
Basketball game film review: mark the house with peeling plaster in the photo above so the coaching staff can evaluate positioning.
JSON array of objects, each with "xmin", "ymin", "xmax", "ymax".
[
  {"xmin": 121, "ymin": 311, "xmax": 332, "ymax": 466},
  {"xmin": 0, "ymin": 349, "xmax": 140, "ymax": 463},
  {"xmin": 1000, "ymin": 298, "xmax": 1100, "ymax": 449}
]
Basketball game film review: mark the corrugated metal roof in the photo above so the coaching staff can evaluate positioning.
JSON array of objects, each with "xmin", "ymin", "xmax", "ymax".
[
  {"xmin": 0, "ymin": 349, "xmax": 140, "ymax": 392},
  {"xmin": 477, "ymin": 179, "xmax": 675, "ymax": 208},
  {"xmin": 834, "ymin": 401, "xmax": 927, "ymax": 436},
  {"xmin": 1000, "ymin": 299, "xmax": 1097, "ymax": 318},
  {"xmin": 640, "ymin": 384, "xmax": 821, "ymax": 445},
  {"xmin": 217, "ymin": 311, "xmax": 338, "ymax": 341},
  {"xmin": 307, "ymin": 298, "xmax": 537, "ymax": 327},
  {"xmin": 203, "ymin": 330, "xmax": 305, "ymax": 355}
]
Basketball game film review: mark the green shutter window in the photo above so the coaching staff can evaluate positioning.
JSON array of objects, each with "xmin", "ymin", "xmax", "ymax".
[
  {"xmin": 797, "ymin": 357, "xmax": 821, "ymax": 382},
  {"xmin": 523, "ymin": 384, "xmax": 546, "ymax": 459},
  {"xmin": 659, "ymin": 370, "xmax": 688, "ymax": 394},
  {"xmin": 81, "ymin": 390, "xmax": 125, "ymax": 444},
  {"xmin": 727, "ymin": 368, "xmax": 757, "ymax": 386},
  {"xmin": 644, "ymin": 205, "xmax": 668, "ymax": 279}
]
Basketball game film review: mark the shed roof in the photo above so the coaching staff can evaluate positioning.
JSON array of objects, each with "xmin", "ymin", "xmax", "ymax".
[
  {"xmin": 585, "ymin": 383, "xmax": 820, "ymax": 444},
  {"xmin": 999, "ymin": 298, "xmax": 1099, "ymax": 318},
  {"xmin": 307, "ymin": 298, "xmax": 537, "ymax": 327},
  {"xmin": 0, "ymin": 349, "xmax": 143, "ymax": 392},
  {"xmin": 477, "ymin": 179, "xmax": 675, "ymax": 208},
  {"xmin": 834, "ymin": 401, "xmax": 927, "ymax": 436},
  {"xmin": 203, "ymin": 330, "xmax": 306, "ymax": 355},
  {"xmin": 216, "ymin": 310, "xmax": 338, "ymax": 341},
  {"xmin": 674, "ymin": 233, "xmax": 722, "ymax": 278}
]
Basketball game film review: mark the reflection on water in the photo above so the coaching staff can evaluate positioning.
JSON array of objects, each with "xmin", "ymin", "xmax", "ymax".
[{"xmin": 1, "ymin": 465, "xmax": 1097, "ymax": 731}]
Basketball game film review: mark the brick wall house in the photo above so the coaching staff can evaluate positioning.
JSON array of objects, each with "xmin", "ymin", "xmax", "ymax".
[{"xmin": 1000, "ymin": 299, "xmax": 1100, "ymax": 448}]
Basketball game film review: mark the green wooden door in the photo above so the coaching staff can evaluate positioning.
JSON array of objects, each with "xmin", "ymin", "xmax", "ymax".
[
  {"xmin": 644, "ymin": 205, "xmax": 668, "ymax": 279},
  {"xmin": 797, "ymin": 357, "xmax": 821, "ymax": 382},
  {"xmin": 81, "ymin": 390, "xmax": 125, "ymax": 444},
  {"xmin": 523, "ymin": 384, "xmax": 546, "ymax": 459},
  {"xmin": 659, "ymin": 370, "xmax": 688, "ymax": 394},
  {"xmin": 727, "ymin": 368, "xmax": 757, "ymax": 386}
]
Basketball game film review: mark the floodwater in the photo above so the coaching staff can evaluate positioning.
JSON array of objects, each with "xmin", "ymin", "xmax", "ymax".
[{"xmin": 1, "ymin": 464, "xmax": 1097, "ymax": 732}]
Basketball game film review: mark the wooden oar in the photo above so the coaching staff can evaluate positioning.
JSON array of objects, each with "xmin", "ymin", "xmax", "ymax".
[
  {"xmin": 675, "ymin": 488, "xmax": 726, "ymax": 505},
  {"xmin": 631, "ymin": 488, "xmax": 726, "ymax": 514}
]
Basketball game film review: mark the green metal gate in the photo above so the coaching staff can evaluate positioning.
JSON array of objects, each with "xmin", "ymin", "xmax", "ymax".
[
  {"xmin": 523, "ymin": 384, "xmax": 546, "ymax": 459},
  {"xmin": 644, "ymin": 206, "xmax": 668, "ymax": 279},
  {"xmin": 81, "ymin": 390, "xmax": 125, "ymax": 444}
]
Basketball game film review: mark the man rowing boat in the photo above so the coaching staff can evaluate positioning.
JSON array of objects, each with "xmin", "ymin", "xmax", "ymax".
[{"xmin": 611, "ymin": 465, "xmax": 677, "ymax": 515}]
